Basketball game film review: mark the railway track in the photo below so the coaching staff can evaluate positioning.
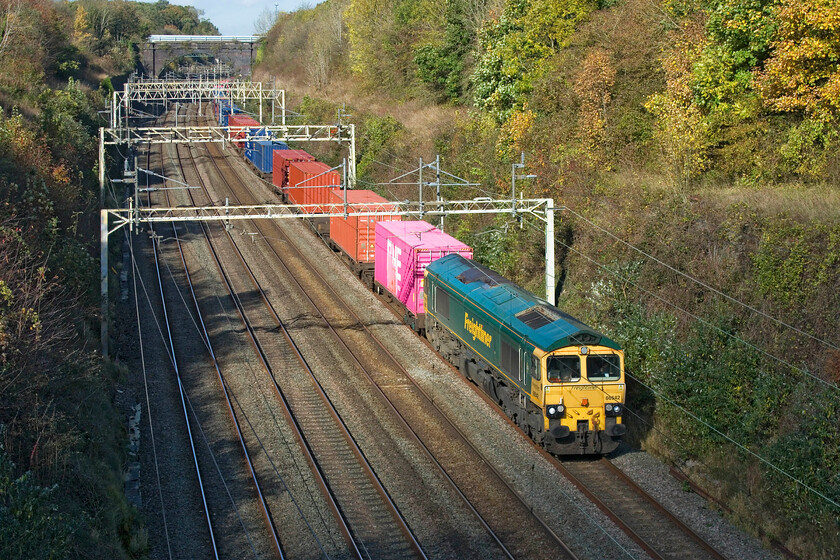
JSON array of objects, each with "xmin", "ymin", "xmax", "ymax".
[
  {"xmin": 191, "ymin": 127, "xmax": 581, "ymax": 559},
  {"xmin": 136, "ymin": 109, "xmax": 262, "ymax": 558},
  {"xmin": 137, "ymin": 103, "xmax": 729, "ymax": 560},
  {"xmin": 173, "ymin": 129, "xmax": 425, "ymax": 558},
  {"xmin": 557, "ymin": 457, "xmax": 727, "ymax": 560},
  {"xmin": 143, "ymin": 161, "xmax": 220, "ymax": 559}
]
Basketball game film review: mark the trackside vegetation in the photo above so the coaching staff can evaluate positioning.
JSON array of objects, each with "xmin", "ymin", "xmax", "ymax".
[
  {"xmin": 258, "ymin": 0, "xmax": 840, "ymax": 557},
  {"xmin": 0, "ymin": 1, "xmax": 216, "ymax": 558}
]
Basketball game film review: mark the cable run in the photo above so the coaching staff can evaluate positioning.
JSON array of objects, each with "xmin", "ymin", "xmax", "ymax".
[{"xmin": 564, "ymin": 206, "xmax": 839, "ymax": 352}]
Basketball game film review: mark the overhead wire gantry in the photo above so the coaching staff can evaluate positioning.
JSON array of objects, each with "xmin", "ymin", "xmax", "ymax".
[{"xmin": 98, "ymin": 77, "xmax": 556, "ymax": 356}]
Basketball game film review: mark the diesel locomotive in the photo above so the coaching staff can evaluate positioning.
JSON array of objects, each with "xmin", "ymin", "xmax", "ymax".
[{"xmin": 424, "ymin": 253, "xmax": 627, "ymax": 454}]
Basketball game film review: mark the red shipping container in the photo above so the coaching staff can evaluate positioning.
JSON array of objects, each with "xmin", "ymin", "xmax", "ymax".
[
  {"xmin": 374, "ymin": 221, "xmax": 473, "ymax": 317},
  {"xmin": 228, "ymin": 114, "xmax": 260, "ymax": 147},
  {"xmin": 329, "ymin": 189, "xmax": 400, "ymax": 263},
  {"xmin": 287, "ymin": 161, "xmax": 341, "ymax": 212},
  {"xmin": 272, "ymin": 149, "xmax": 315, "ymax": 192}
]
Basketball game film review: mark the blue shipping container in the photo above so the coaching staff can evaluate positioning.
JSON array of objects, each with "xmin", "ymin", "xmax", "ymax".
[{"xmin": 247, "ymin": 140, "xmax": 290, "ymax": 174}]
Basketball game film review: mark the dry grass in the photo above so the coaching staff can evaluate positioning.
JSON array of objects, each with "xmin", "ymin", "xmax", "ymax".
[
  {"xmin": 603, "ymin": 166, "xmax": 840, "ymax": 224},
  {"xmin": 706, "ymin": 184, "xmax": 840, "ymax": 223},
  {"xmin": 253, "ymin": 68, "xmax": 459, "ymax": 157}
]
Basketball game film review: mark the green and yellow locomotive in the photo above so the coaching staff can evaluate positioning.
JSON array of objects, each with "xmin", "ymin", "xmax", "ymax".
[{"xmin": 424, "ymin": 254, "xmax": 627, "ymax": 454}]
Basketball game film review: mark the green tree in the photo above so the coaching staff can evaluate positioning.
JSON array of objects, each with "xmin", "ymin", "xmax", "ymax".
[
  {"xmin": 0, "ymin": 432, "xmax": 74, "ymax": 560},
  {"xmin": 471, "ymin": 0, "xmax": 595, "ymax": 123},
  {"xmin": 413, "ymin": 0, "xmax": 473, "ymax": 101}
]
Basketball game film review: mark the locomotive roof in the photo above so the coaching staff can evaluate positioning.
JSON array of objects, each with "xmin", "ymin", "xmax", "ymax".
[{"xmin": 426, "ymin": 253, "xmax": 620, "ymax": 352}]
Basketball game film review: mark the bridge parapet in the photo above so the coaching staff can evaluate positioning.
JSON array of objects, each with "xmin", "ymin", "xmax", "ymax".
[
  {"xmin": 148, "ymin": 35, "xmax": 262, "ymax": 43},
  {"xmin": 139, "ymin": 36, "xmax": 264, "ymax": 77}
]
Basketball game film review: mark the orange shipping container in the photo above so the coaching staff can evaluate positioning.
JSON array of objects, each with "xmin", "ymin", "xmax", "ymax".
[
  {"xmin": 272, "ymin": 150, "xmax": 314, "ymax": 192},
  {"xmin": 329, "ymin": 189, "xmax": 400, "ymax": 263},
  {"xmin": 227, "ymin": 114, "xmax": 260, "ymax": 147},
  {"xmin": 287, "ymin": 161, "xmax": 341, "ymax": 212}
]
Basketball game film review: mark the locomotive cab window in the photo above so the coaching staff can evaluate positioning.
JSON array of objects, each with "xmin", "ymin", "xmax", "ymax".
[
  {"xmin": 435, "ymin": 286, "xmax": 450, "ymax": 319},
  {"xmin": 586, "ymin": 355, "xmax": 621, "ymax": 381},
  {"xmin": 547, "ymin": 356, "xmax": 580, "ymax": 383},
  {"xmin": 531, "ymin": 355, "xmax": 540, "ymax": 381}
]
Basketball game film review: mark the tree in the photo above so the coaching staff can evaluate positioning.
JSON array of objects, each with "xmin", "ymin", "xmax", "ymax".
[
  {"xmin": 644, "ymin": 21, "xmax": 710, "ymax": 190},
  {"xmin": 254, "ymin": 6, "xmax": 279, "ymax": 35},
  {"xmin": 573, "ymin": 48, "xmax": 616, "ymax": 166},
  {"xmin": 756, "ymin": 0, "xmax": 840, "ymax": 122},
  {"xmin": 471, "ymin": 0, "xmax": 595, "ymax": 123},
  {"xmin": 0, "ymin": 0, "xmax": 22, "ymax": 58},
  {"xmin": 414, "ymin": 0, "xmax": 472, "ymax": 101},
  {"xmin": 0, "ymin": 431, "xmax": 73, "ymax": 560}
]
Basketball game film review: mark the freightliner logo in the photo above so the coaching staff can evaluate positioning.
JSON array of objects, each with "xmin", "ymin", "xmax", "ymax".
[{"xmin": 464, "ymin": 312, "xmax": 492, "ymax": 347}]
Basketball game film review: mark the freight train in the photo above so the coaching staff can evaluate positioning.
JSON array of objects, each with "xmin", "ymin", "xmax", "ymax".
[{"xmin": 211, "ymin": 102, "xmax": 627, "ymax": 454}]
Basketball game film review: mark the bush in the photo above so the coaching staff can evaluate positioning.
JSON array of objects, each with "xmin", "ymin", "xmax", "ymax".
[{"xmin": 0, "ymin": 429, "xmax": 76, "ymax": 560}]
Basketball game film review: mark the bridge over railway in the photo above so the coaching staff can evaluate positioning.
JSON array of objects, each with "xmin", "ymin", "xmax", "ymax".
[{"xmin": 139, "ymin": 35, "xmax": 263, "ymax": 77}]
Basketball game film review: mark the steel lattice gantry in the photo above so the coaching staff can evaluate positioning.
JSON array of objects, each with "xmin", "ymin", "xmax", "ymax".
[
  {"xmin": 99, "ymin": 197, "xmax": 557, "ymax": 356},
  {"xmin": 98, "ymin": 123, "xmax": 358, "ymax": 193},
  {"xmin": 111, "ymin": 79, "xmax": 286, "ymax": 127}
]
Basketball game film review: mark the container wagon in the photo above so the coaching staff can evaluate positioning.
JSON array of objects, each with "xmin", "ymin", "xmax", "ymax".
[
  {"xmin": 227, "ymin": 114, "xmax": 263, "ymax": 148},
  {"xmin": 245, "ymin": 139, "xmax": 290, "ymax": 175},
  {"xmin": 272, "ymin": 150, "xmax": 315, "ymax": 200},
  {"xmin": 328, "ymin": 189, "xmax": 401, "ymax": 287},
  {"xmin": 374, "ymin": 220, "xmax": 472, "ymax": 332},
  {"xmin": 287, "ymin": 161, "xmax": 341, "ymax": 235}
]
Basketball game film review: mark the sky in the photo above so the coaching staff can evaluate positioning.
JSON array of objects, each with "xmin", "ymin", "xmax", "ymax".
[{"xmin": 164, "ymin": 0, "xmax": 308, "ymax": 36}]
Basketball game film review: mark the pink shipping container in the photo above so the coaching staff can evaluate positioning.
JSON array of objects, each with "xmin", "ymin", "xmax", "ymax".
[
  {"xmin": 287, "ymin": 161, "xmax": 341, "ymax": 212},
  {"xmin": 272, "ymin": 149, "xmax": 315, "ymax": 193},
  {"xmin": 329, "ymin": 189, "xmax": 400, "ymax": 263},
  {"xmin": 374, "ymin": 221, "xmax": 473, "ymax": 318}
]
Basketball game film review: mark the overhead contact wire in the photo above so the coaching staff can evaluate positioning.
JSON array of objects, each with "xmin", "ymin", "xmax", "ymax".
[{"xmin": 522, "ymin": 218, "xmax": 838, "ymax": 392}]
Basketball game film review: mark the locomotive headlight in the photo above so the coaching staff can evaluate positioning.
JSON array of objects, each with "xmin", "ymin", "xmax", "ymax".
[
  {"xmin": 605, "ymin": 403, "xmax": 623, "ymax": 417},
  {"xmin": 546, "ymin": 404, "xmax": 565, "ymax": 419}
]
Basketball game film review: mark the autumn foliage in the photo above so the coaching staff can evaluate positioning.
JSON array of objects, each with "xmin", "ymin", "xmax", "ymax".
[
  {"xmin": 756, "ymin": 0, "xmax": 840, "ymax": 121},
  {"xmin": 0, "ymin": 1, "xmax": 220, "ymax": 557}
]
